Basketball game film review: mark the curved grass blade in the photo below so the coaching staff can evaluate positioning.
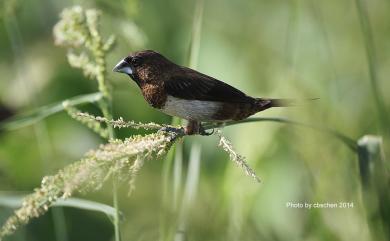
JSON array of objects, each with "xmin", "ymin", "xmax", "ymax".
[
  {"xmin": 0, "ymin": 195, "xmax": 118, "ymax": 220},
  {"xmin": 0, "ymin": 92, "xmax": 103, "ymax": 131},
  {"xmin": 204, "ymin": 117, "xmax": 357, "ymax": 152}
]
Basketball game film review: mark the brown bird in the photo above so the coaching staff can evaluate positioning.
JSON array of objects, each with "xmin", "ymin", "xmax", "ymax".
[{"xmin": 113, "ymin": 50, "xmax": 290, "ymax": 135}]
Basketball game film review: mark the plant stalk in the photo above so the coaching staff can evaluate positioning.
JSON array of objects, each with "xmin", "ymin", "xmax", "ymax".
[
  {"xmin": 96, "ymin": 44, "xmax": 120, "ymax": 241},
  {"xmin": 99, "ymin": 98, "xmax": 121, "ymax": 241},
  {"xmin": 355, "ymin": 0, "xmax": 389, "ymax": 135},
  {"xmin": 99, "ymin": 96, "xmax": 121, "ymax": 241}
]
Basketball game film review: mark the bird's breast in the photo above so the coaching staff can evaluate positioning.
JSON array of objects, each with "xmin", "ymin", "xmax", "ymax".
[
  {"xmin": 141, "ymin": 84, "xmax": 166, "ymax": 108},
  {"xmin": 161, "ymin": 96, "xmax": 224, "ymax": 121}
]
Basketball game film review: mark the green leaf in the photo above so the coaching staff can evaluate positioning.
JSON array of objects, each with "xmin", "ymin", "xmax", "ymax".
[
  {"xmin": 0, "ymin": 92, "xmax": 103, "ymax": 131},
  {"xmin": 0, "ymin": 195, "xmax": 118, "ymax": 220}
]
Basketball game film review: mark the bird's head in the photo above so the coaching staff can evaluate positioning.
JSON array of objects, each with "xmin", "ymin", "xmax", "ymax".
[{"xmin": 113, "ymin": 50, "xmax": 172, "ymax": 86}]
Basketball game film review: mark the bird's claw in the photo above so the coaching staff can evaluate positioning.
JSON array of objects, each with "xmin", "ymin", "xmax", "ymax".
[{"xmin": 199, "ymin": 128, "xmax": 214, "ymax": 136}]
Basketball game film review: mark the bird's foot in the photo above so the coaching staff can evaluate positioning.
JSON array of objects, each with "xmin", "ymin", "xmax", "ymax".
[
  {"xmin": 184, "ymin": 120, "xmax": 214, "ymax": 136},
  {"xmin": 199, "ymin": 126, "xmax": 214, "ymax": 136}
]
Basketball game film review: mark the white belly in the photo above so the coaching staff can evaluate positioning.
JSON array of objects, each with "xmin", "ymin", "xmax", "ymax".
[{"xmin": 161, "ymin": 95, "xmax": 222, "ymax": 121}]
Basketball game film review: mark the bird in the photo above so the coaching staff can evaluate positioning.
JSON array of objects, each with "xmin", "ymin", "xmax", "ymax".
[{"xmin": 113, "ymin": 50, "xmax": 291, "ymax": 135}]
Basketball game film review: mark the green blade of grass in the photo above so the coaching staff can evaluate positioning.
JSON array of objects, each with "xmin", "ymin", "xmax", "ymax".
[
  {"xmin": 55, "ymin": 198, "xmax": 118, "ymax": 220},
  {"xmin": 172, "ymin": 144, "xmax": 183, "ymax": 209},
  {"xmin": 187, "ymin": 0, "xmax": 204, "ymax": 69},
  {"xmin": 203, "ymin": 117, "xmax": 357, "ymax": 151},
  {"xmin": 355, "ymin": 0, "xmax": 389, "ymax": 136},
  {"xmin": 0, "ymin": 92, "xmax": 103, "ymax": 131},
  {"xmin": 0, "ymin": 195, "xmax": 118, "ymax": 220},
  {"xmin": 175, "ymin": 144, "xmax": 202, "ymax": 241}
]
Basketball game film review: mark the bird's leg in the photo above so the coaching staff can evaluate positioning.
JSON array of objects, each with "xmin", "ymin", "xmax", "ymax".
[
  {"xmin": 184, "ymin": 120, "xmax": 200, "ymax": 135},
  {"xmin": 184, "ymin": 120, "xmax": 214, "ymax": 136}
]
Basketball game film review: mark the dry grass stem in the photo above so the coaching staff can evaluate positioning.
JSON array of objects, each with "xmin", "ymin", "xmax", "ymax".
[
  {"xmin": 216, "ymin": 130, "xmax": 261, "ymax": 183},
  {"xmin": 63, "ymin": 101, "xmax": 109, "ymax": 138},
  {"xmin": 0, "ymin": 131, "xmax": 179, "ymax": 240},
  {"xmin": 76, "ymin": 112, "xmax": 178, "ymax": 131}
]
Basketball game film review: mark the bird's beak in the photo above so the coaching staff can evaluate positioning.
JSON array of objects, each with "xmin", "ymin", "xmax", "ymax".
[{"xmin": 113, "ymin": 58, "xmax": 133, "ymax": 75}]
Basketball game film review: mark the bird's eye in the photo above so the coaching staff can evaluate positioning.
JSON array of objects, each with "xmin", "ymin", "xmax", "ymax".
[{"xmin": 131, "ymin": 57, "xmax": 141, "ymax": 67}]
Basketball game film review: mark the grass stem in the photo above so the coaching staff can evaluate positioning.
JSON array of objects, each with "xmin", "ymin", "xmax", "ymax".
[
  {"xmin": 99, "ymin": 90, "xmax": 121, "ymax": 241},
  {"xmin": 355, "ymin": 0, "xmax": 389, "ymax": 135},
  {"xmin": 112, "ymin": 176, "xmax": 121, "ymax": 241}
]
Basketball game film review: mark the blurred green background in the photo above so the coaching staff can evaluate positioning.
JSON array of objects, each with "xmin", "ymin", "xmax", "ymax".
[{"xmin": 0, "ymin": 0, "xmax": 389, "ymax": 240}]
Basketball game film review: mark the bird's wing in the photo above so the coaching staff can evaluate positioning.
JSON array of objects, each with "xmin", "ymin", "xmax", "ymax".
[{"xmin": 164, "ymin": 67, "xmax": 253, "ymax": 103}]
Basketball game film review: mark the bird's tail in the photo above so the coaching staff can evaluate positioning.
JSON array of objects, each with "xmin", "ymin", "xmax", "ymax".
[{"xmin": 253, "ymin": 98, "xmax": 317, "ymax": 112}]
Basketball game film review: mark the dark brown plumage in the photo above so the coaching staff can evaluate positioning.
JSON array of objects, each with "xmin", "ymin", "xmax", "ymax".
[{"xmin": 113, "ymin": 50, "xmax": 290, "ymax": 135}]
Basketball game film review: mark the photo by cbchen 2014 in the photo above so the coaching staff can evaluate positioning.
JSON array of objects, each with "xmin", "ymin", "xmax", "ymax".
[{"xmin": 0, "ymin": 1, "xmax": 389, "ymax": 241}]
